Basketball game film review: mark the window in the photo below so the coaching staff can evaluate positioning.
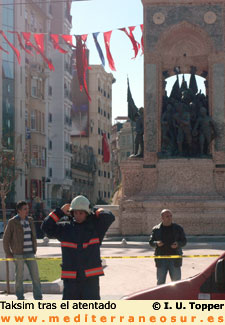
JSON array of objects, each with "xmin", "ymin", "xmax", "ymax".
[
  {"xmin": 48, "ymin": 113, "xmax": 52, "ymax": 123},
  {"xmin": 31, "ymin": 145, "xmax": 38, "ymax": 166},
  {"xmin": 42, "ymin": 147, "xmax": 46, "ymax": 167},
  {"xmin": 35, "ymin": 110, "xmax": 38, "ymax": 130},
  {"xmin": 31, "ymin": 78, "xmax": 38, "ymax": 97},
  {"xmin": 31, "ymin": 111, "xmax": 36, "ymax": 130},
  {"xmin": 49, "ymin": 140, "xmax": 52, "ymax": 150},
  {"xmin": 48, "ymin": 86, "xmax": 52, "ymax": 96},
  {"xmin": 42, "ymin": 113, "xmax": 45, "ymax": 133},
  {"xmin": 37, "ymin": 80, "xmax": 42, "ymax": 98},
  {"xmin": 49, "ymin": 167, "xmax": 52, "ymax": 177},
  {"xmin": 38, "ymin": 146, "xmax": 42, "ymax": 166},
  {"xmin": 38, "ymin": 111, "xmax": 41, "ymax": 132}
]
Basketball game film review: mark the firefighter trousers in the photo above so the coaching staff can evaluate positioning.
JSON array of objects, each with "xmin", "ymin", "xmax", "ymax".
[{"xmin": 63, "ymin": 277, "xmax": 100, "ymax": 300}]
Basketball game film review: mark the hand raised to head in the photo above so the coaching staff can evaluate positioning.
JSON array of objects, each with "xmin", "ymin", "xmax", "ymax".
[{"xmin": 61, "ymin": 204, "xmax": 71, "ymax": 216}]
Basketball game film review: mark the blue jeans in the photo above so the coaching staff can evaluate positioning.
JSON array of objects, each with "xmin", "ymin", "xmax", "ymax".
[
  {"xmin": 156, "ymin": 259, "xmax": 181, "ymax": 285},
  {"xmin": 14, "ymin": 254, "xmax": 42, "ymax": 300}
]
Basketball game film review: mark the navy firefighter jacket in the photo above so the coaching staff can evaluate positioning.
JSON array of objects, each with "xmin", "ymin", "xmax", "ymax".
[{"xmin": 41, "ymin": 208, "xmax": 115, "ymax": 280}]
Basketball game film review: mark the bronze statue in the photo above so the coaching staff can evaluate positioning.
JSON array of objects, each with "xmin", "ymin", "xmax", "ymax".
[
  {"xmin": 160, "ymin": 69, "xmax": 217, "ymax": 157},
  {"xmin": 161, "ymin": 104, "xmax": 176, "ymax": 155},
  {"xmin": 192, "ymin": 106, "xmax": 217, "ymax": 155},
  {"xmin": 134, "ymin": 107, "xmax": 144, "ymax": 158},
  {"xmin": 173, "ymin": 103, "xmax": 192, "ymax": 156}
]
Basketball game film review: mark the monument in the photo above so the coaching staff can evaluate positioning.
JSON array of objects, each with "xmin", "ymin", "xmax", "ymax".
[{"xmin": 120, "ymin": 0, "xmax": 225, "ymax": 235}]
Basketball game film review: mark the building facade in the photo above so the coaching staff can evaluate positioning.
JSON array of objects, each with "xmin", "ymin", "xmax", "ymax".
[
  {"xmin": 46, "ymin": 0, "xmax": 73, "ymax": 209},
  {"xmin": 71, "ymin": 65, "xmax": 115, "ymax": 204},
  {"xmin": 24, "ymin": 1, "xmax": 52, "ymax": 212}
]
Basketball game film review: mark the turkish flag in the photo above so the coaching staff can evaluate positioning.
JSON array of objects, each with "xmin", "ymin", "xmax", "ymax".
[{"xmin": 102, "ymin": 133, "xmax": 110, "ymax": 163}]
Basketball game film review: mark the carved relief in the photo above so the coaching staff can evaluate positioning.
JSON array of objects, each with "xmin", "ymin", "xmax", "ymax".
[
  {"xmin": 204, "ymin": 11, "xmax": 217, "ymax": 24},
  {"xmin": 153, "ymin": 12, "xmax": 165, "ymax": 24}
]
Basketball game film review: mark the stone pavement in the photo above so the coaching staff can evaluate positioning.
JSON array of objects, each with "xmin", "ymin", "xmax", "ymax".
[{"xmin": 0, "ymin": 239, "xmax": 224, "ymax": 300}]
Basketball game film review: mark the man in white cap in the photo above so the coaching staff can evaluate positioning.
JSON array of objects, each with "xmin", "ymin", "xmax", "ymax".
[{"xmin": 41, "ymin": 195, "xmax": 115, "ymax": 300}]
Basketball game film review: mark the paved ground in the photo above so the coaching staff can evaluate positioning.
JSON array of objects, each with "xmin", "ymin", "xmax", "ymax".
[{"xmin": 0, "ymin": 240, "xmax": 224, "ymax": 300}]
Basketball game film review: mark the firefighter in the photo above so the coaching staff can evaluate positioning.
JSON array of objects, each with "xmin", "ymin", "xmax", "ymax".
[{"xmin": 41, "ymin": 195, "xmax": 115, "ymax": 300}]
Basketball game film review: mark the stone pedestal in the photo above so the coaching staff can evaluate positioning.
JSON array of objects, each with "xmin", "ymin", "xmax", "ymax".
[{"xmin": 120, "ymin": 158, "xmax": 225, "ymax": 235}]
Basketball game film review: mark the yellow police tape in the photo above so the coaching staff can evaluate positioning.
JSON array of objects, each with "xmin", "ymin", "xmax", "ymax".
[{"xmin": 0, "ymin": 254, "xmax": 220, "ymax": 261}]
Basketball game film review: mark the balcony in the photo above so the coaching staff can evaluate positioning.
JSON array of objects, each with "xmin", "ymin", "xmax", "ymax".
[
  {"xmin": 64, "ymin": 115, "xmax": 72, "ymax": 127},
  {"xmin": 64, "ymin": 142, "xmax": 72, "ymax": 153},
  {"xmin": 65, "ymin": 168, "xmax": 72, "ymax": 179}
]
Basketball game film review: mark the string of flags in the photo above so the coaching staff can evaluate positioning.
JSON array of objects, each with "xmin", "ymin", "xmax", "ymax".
[{"xmin": 0, "ymin": 24, "xmax": 143, "ymax": 100}]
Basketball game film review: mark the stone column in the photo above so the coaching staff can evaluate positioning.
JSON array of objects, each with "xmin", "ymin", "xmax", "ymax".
[{"xmin": 212, "ymin": 63, "xmax": 225, "ymax": 152}]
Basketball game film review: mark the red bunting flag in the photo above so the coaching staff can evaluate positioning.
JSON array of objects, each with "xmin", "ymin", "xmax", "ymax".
[
  {"xmin": 140, "ymin": 24, "xmax": 144, "ymax": 54},
  {"xmin": 102, "ymin": 133, "xmax": 110, "ymax": 163},
  {"xmin": 0, "ymin": 31, "xmax": 21, "ymax": 64},
  {"xmin": 0, "ymin": 44, "xmax": 8, "ymax": 54},
  {"xmin": 33, "ymin": 33, "xmax": 45, "ymax": 53},
  {"xmin": 22, "ymin": 32, "xmax": 55, "ymax": 71},
  {"xmin": 10, "ymin": 31, "xmax": 33, "ymax": 55},
  {"xmin": 1, "ymin": 24, "xmax": 144, "ymax": 72},
  {"xmin": 103, "ymin": 31, "xmax": 116, "ymax": 71},
  {"xmin": 75, "ymin": 35, "xmax": 91, "ymax": 101},
  {"xmin": 120, "ymin": 26, "xmax": 140, "ymax": 59},
  {"xmin": 50, "ymin": 34, "xmax": 68, "ymax": 54},
  {"xmin": 61, "ymin": 35, "xmax": 76, "ymax": 48}
]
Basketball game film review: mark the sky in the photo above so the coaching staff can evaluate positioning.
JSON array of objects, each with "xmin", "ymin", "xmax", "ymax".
[
  {"xmin": 71, "ymin": 0, "xmax": 206, "ymax": 123},
  {"xmin": 71, "ymin": 0, "xmax": 144, "ymax": 122}
]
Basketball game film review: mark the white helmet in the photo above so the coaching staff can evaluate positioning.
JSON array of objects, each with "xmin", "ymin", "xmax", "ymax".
[{"xmin": 69, "ymin": 195, "xmax": 91, "ymax": 214}]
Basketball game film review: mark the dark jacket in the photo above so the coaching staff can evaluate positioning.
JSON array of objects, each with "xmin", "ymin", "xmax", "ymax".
[
  {"xmin": 3, "ymin": 215, "xmax": 37, "ymax": 256},
  {"xmin": 149, "ymin": 222, "xmax": 186, "ymax": 267},
  {"xmin": 41, "ymin": 208, "xmax": 115, "ymax": 280}
]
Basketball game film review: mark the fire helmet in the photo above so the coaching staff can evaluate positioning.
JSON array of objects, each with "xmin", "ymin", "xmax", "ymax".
[{"xmin": 69, "ymin": 195, "xmax": 91, "ymax": 214}]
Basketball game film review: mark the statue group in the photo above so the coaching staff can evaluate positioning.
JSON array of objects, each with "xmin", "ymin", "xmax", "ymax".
[{"xmin": 161, "ymin": 72, "xmax": 217, "ymax": 157}]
